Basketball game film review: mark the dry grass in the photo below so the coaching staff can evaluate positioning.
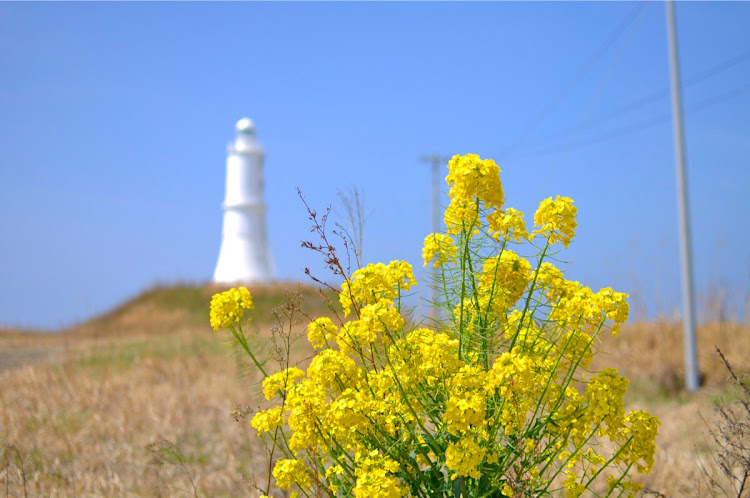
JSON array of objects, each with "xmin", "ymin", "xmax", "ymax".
[
  {"xmin": 1, "ymin": 285, "xmax": 749, "ymax": 496},
  {"xmin": 593, "ymin": 320, "xmax": 750, "ymax": 393},
  {"xmin": 2, "ymin": 342, "xmax": 265, "ymax": 496},
  {"xmin": 591, "ymin": 320, "xmax": 750, "ymax": 496},
  {"xmin": 0, "ymin": 283, "xmax": 329, "ymax": 497}
]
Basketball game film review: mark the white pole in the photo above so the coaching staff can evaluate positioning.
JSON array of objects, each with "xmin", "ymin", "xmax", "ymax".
[
  {"xmin": 666, "ymin": 0, "xmax": 700, "ymax": 392},
  {"xmin": 420, "ymin": 154, "xmax": 451, "ymax": 320}
]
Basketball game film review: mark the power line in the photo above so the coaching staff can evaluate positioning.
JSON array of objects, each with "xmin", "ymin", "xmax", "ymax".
[
  {"xmin": 519, "ymin": 80, "xmax": 750, "ymax": 157},
  {"xmin": 531, "ymin": 49, "xmax": 750, "ymax": 145},
  {"xmin": 498, "ymin": 2, "xmax": 649, "ymax": 160},
  {"xmin": 540, "ymin": 0, "xmax": 650, "ymax": 183}
]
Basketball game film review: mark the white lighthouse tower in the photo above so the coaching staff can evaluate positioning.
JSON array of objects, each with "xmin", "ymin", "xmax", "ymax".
[{"xmin": 213, "ymin": 118, "xmax": 274, "ymax": 283}]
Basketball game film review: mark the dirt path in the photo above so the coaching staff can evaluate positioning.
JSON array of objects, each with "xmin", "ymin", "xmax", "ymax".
[
  {"xmin": 0, "ymin": 332, "xmax": 86, "ymax": 373},
  {"xmin": 0, "ymin": 340, "xmax": 72, "ymax": 372}
]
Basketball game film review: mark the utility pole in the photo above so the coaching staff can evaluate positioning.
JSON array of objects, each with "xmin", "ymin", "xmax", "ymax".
[
  {"xmin": 419, "ymin": 154, "xmax": 452, "ymax": 320},
  {"xmin": 666, "ymin": 0, "xmax": 700, "ymax": 392}
]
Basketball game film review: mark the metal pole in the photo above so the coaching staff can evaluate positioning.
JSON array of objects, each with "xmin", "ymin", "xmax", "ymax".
[
  {"xmin": 666, "ymin": 0, "xmax": 700, "ymax": 392},
  {"xmin": 420, "ymin": 154, "xmax": 451, "ymax": 320}
]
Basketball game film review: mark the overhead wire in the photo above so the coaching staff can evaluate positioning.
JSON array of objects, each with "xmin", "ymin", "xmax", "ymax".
[
  {"xmin": 497, "ymin": 1, "xmax": 649, "ymax": 161},
  {"xmin": 534, "ymin": 1, "xmax": 651, "ymax": 197},
  {"xmin": 530, "ymin": 49, "xmax": 750, "ymax": 145},
  {"xmin": 518, "ymin": 80, "xmax": 750, "ymax": 158}
]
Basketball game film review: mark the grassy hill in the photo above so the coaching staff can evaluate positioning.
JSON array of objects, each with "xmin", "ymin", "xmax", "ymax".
[{"xmin": 68, "ymin": 282, "xmax": 336, "ymax": 337}]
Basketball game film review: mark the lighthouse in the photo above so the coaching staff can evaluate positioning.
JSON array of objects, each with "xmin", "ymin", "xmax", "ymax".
[{"xmin": 213, "ymin": 118, "xmax": 274, "ymax": 284}]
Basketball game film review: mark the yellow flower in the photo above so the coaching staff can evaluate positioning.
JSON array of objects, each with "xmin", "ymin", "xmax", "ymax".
[
  {"xmin": 338, "ymin": 319, "xmax": 377, "ymax": 352},
  {"xmin": 353, "ymin": 451, "xmax": 406, "ymax": 498},
  {"xmin": 285, "ymin": 377, "xmax": 328, "ymax": 453},
  {"xmin": 445, "ymin": 437, "xmax": 486, "ymax": 480},
  {"xmin": 563, "ymin": 470, "xmax": 585, "ymax": 497},
  {"xmin": 422, "ymin": 233, "xmax": 458, "ymax": 267},
  {"xmin": 262, "ymin": 367, "xmax": 305, "ymax": 401},
  {"xmin": 478, "ymin": 250, "xmax": 532, "ymax": 313},
  {"xmin": 392, "ymin": 328, "xmax": 463, "ymax": 387},
  {"xmin": 444, "ymin": 391, "xmax": 487, "ymax": 436},
  {"xmin": 488, "ymin": 207, "xmax": 529, "ymax": 243},
  {"xmin": 250, "ymin": 406, "xmax": 285, "ymax": 436},
  {"xmin": 307, "ymin": 316, "xmax": 338, "ymax": 349},
  {"xmin": 209, "ymin": 287, "xmax": 254, "ymax": 331},
  {"xmin": 502, "ymin": 483, "xmax": 514, "ymax": 497},
  {"xmin": 536, "ymin": 262, "xmax": 566, "ymax": 301},
  {"xmin": 444, "ymin": 153, "xmax": 504, "ymax": 234},
  {"xmin": 340, "ymin": 261, "xmax": 416, "ymax": 316},
  {"xmin": 272, "ymin": 458, "xmax": 310, "ymax": 491},
  {"xmin": 487, "ymin": 352, "xmax": 540, "ymax": 434},
  {"xmin": 618, "ymin": 410, "xmax": 660, "ymax": 473},
  {"xmin": 532, "ymin": 195, "xmax": 577, "ymax": 248},
  {"xmin": 226, "ymin": 153, "xmax": 663, "ymax": 496},
  {"xmin": 584, "ymin": 368, "xmax": 629, "ymax": 440},
  {"xmin": 593, "ymin": 287, "xmax": 630, "ymax": 336},
  {"xmin": 359, "ymin": 298, "xmax": 404, "ymax": 335},
  {"xmin": 307, "ymin": 349, "xmax": 362, "ymax": 392}
]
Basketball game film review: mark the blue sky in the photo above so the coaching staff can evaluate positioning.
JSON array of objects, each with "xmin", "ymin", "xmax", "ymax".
[{"xmin": 1, "ymin": 2, "xmax": 749, "ymax": 329}]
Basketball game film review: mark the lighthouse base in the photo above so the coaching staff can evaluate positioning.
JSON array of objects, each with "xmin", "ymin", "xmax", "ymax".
[{"xmin": 213, "ymin": 236, "xmax": 274, "ymax": 284}]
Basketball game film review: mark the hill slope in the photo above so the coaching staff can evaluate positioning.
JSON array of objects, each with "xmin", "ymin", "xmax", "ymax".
[{"xmin": 67, "ymin": 282, "xmax": 336, "ymax": 338}]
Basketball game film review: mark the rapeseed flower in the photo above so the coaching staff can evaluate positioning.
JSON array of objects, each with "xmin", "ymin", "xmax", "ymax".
[
  {"xmin": 422, "ymin": 233, "xmax": 458, "ymax": 267},
  {"xmin": 272, "ymin": 458, "xmax": 310, "ymax": 491},
  {"xmin": 533, "ymin": 195, "xmax": 577, "ymax": 248},
  {"xmin": 488, "ymin": 207, "xmax": 529, "ymax": 243},
  {"xmin": 445, "ymin": 437, "xmax": 486, "ymax": 480},
  {"xmin": 209, "ymin": 286, "xmax": 253, "ymax": 331},
  {"xmin": 212, "ymin": 153, "xmax": 659, "ymax": 497}
]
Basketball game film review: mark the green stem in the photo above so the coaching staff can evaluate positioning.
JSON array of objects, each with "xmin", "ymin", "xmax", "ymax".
[
  {"xmin": 229, "ymin": 322, "xmax": 267, "ymax": 378},
  {"xmin": 511, "ymin": 236, "xmax": 552, "ymax": 351}
]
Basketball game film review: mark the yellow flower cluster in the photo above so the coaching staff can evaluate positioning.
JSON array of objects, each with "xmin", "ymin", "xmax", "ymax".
[
  {"xmin": 444, "ymin": 154, "xmax": 504, "ymax": 235},
  {"xmin": 339, "ymin": 261, "xmax": 416, "ymax": 316},
  {"xmin": 584, "ymin": 368, "xmax": 629, "ymax": 440},
  {"xmin": 250, "ymin": 406, "xmax": 284, "ymax": 436},
  {"xmin": 391, "ymin": 328, "xmax": 463, "ymax": 387},
  {"xmin": 422, "ymin": 233, "xmax": 457, "ymax": 268},
  {"xmin": 488, "ymin": 207, "xmax": 529, "ymax": 243},
  {"xmin": 619, "ymin": 410, "xmax": 661, "ymax": 473},
  {"xmin": 478, "ymin": 250, "xmax": 532, "ymax": 314},
  {"xmin": 536, "ymin": 262, "xmax": 630, "ymax": 337},
  {"xmin": 532, "ymin": 195, "xmax": 578, "ymax": 248},
  {"xmin": 307, "ymin": 348, "xmax": 362, "ymax": 392},
  {"xmin": 262, "ymin": 367, "xmax": 305, "ymax": 401},
  {"xmin": 212, "ymin": 153, "xmax": 660, "ymax": 497},
  {"xmin": 272, "ymin": 458, "xmax": 310, "ymax": 491},
  {"xmin": 307, "ymin": 316, "xmax": 338, "ymax": 349},
  {"xmin": 445, "ymin": 437, "xmax": 486, "ymax": 480},
  {"xmin": 209, "ymin": 286, "xmax": 253, "ymax": 331},
  {"xmin": 444, "ymin": 365, "xmax": 487, "ymax": 436},
  {"xmin": 353, "ymin": 451, "xmax": 405, "ymax": 497}
]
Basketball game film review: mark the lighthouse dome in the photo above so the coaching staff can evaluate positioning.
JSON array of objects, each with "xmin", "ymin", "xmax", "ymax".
[{"xmin": 236, "ymin": 118, "xmax": 256, "ymax": 135}]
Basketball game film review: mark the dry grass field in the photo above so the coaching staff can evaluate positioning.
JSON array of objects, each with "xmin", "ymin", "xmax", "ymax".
[{"xmin": 1, "ymin": 284, "xmax": 748, "ymax": 497}]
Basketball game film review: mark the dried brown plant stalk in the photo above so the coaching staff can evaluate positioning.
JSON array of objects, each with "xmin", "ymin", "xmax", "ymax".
[
  {"xmin": 3, "ymin": 444, "xmax": 28, "ymax": 498},
  {"xmin": 145, "ymin": 437, "xmax": 199, "ymax": 498},
  {"xmin": 697, "ymin": 347, "xmax": 750, "ymax": 497}
]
